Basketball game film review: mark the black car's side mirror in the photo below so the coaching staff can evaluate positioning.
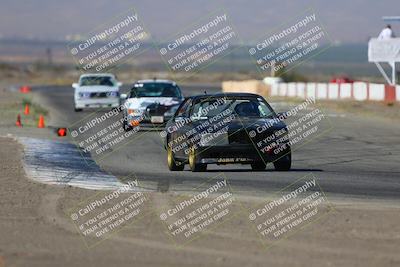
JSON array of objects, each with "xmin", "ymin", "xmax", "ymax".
[
  {"xmin": 174, "ymin": 116, "xmax": 186, "ymax": 122},
  {"xmin": 276, "ymin": 112, "xmax": 288, "ymax": 118}
]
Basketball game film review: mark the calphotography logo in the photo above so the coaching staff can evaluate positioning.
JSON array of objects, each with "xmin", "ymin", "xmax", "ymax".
[
  {"xmin": 246, "ymin": 174, "xmax": 334, "ymax": 249},
  {"xmin": 67, "ymin": 177, "xmax": 151, "ymax": 247},
  {"xmin": 248, "ymin": 9, "xmax": 333, "ymax": 75},
  {"xmin": 68, "ymin": 7, "xmax": 150, "ymax": 72},
  {"xmin": 236, "ymin": 96, "xmax": 333, "ymax": 168},
  {"xmin": 68, "ymin": 102, "xmax": 146, "ymax": 164},
  {"xmin": 157, "ymin": 9, "xmax": 241, "ymax": 80},
  {"xmin": 155, "ymin": 174, "xmax": 239, "ymax": 246}
]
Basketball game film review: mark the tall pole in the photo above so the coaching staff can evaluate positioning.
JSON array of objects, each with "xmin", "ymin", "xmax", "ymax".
[
  {"xmin": 46, "ymin": 47, "xmax": 53, "ymax": 66},
  {"xmin": 392, "ymin": 62, "xmax": 396, "ymax": 85}
]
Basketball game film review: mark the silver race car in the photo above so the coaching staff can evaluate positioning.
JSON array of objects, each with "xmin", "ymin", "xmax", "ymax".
[{"xmin": 121, "ymin": 79, "xmax": 184, "ymax": 131}]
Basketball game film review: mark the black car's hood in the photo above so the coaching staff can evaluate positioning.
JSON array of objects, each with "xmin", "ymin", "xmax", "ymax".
[
  {"xmin": 226, "ymin": 118, "xmax": 287, "ymax": 132},
  {"xmin": 190, "ymin": 117, "xmax": 286, "ymax": 132}
]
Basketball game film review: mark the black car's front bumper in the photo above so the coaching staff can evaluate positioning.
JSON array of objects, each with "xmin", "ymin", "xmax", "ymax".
[{"xmin": 195, "ymin": 143, "xmax": 290, "ymax": 164}]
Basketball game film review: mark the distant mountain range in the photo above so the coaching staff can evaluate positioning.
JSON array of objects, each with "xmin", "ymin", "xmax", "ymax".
[
  {"xmin": 0, "ymin": 38, "xmax": 382, "ymax": 77},
  {"xmin": 0, "ymin": 0, "xmax": 399, "ymax": 43}
]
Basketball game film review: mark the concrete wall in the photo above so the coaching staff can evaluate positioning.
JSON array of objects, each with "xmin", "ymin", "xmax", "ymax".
[
  {"xmin": 222, "ymin": 80, "xmax": 270, "ymax": 96},
  {"xmin": 270, "ymin": 82, "xmax": 396, "ymax": 102}
]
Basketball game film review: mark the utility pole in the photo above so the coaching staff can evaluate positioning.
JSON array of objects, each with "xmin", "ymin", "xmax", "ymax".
[{"xmin": 46, "ymin": 47, "xmax": 53, "ymax": 66}]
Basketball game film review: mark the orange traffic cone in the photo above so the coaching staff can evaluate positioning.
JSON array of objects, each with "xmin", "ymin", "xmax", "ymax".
[
  {"xmin": 16, "ymin": 114, "xmax": 22, "ymax": 127},
  {"xmin": 20, "ymin": 86, "xmax": 31, "ymax": 93},
  {"xmin": 24, "ymin": 104, "xmax": 30, "ymax": 115},
  {"xmin": 37, "ymin": 115, "xmax": 45, "ymax": 128},
  {"xmin": 57, "ymin": 128, "xmax": 67, "ymax": 136}
]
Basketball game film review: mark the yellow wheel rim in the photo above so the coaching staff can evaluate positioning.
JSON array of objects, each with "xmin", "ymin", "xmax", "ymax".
[
  {"xmin": 167, "ymin": 147, "xmax": 173, "ymax": 167},
  {"xmin": 189, "ymin": 147, "xmax": 195, "ymax": 168}
]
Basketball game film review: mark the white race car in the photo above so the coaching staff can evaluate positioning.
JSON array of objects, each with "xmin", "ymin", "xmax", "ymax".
[
  {"xmin": 121, "ymin": 79, "xmax": 184, "ymax": 131},
  {"xmin": 72, "ymin": 73, "xmax": 122, "ymax": 111}
]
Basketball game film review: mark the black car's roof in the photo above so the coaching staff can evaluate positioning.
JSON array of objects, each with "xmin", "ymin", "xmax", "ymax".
[
  {"xmin": 135, "ymin": 79, "xmax": 176, "ymax": 84},
  {"xmin": 187, "ymin": 92, "xmax": 263, "ymax": 100}
]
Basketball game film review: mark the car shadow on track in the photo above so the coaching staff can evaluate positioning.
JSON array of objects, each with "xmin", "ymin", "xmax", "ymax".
[{"xmin": 200, "ymin": 168, "xmax": 323, "ymax": 173}]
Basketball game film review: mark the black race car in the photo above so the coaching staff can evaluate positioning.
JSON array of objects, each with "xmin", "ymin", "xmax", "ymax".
[{"xmin": 163, "ymin": 93, "xmax": 292, "ymax": 172}]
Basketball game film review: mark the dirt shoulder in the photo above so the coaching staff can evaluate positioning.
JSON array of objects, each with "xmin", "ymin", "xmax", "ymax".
[{"xmin": 1, "ymin": 136, "xmax": 399, "ymax": 267}]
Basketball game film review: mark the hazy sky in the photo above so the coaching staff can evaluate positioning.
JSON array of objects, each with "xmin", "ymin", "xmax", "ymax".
[{"xmin": 0, "ymin": 0, "xmax": 399, "ymax": 43}]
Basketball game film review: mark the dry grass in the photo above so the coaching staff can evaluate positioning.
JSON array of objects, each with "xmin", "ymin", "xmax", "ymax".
[{"xmin": 0, "ymin": 89, "xmax": 48, "ymax": 127}]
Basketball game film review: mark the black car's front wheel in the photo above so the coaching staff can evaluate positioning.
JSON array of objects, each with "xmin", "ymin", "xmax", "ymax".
[
  {"xmin": 251, "ymin": 161, "xmax": 266, "ymax": 171},
  {"xmin": 188, "ymin": 147, "xmax": 207, "ymax": 172},
  {"xmin": 273, "ymin": 151, "xmax": 292, "ymax": 171},
  {"xmin": 167, "ymin": 146, "xmax": 184, "ymax": 171}
]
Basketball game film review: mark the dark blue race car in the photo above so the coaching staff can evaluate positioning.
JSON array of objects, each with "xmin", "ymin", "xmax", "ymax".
[{"xmin": 164, "ymin": 93, "xmax": 292, "ymax": 172}]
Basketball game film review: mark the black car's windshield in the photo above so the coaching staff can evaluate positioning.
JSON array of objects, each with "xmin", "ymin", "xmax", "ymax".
[
  {"xmin": 80, "ymin": 76, "xmax": 115, "ymax": 86},
  {"xmin": 130, "ymin": 83, "xmax": 181, "ymax": 98},
  {"xmin": 190, "ymin": 97, "xmax": 275, "ymax": 119}
]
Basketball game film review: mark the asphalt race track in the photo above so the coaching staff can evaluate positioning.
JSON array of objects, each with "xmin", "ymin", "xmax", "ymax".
[{"xmin": 33, "ymin": 84, "xmax": 400, "ymax": 200}]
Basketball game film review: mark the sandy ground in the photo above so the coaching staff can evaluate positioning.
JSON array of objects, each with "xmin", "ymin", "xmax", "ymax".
[{"xmin": 1, "ymin": 136, "xmax": 400, "ymax": 267}]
